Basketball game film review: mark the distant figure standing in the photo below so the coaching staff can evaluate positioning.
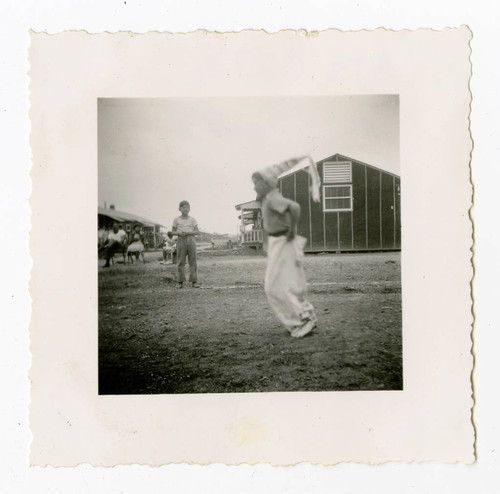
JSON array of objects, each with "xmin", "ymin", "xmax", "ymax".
[
  {"xmin": 172, "ymin": 201, "xmax": 200, "ymax": 288},
  {"xmin": 252, "ymin": 156, "xmax": 320, "ymax": 338}
]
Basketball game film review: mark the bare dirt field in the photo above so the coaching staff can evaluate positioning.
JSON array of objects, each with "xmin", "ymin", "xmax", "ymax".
[{"xmin": 98, "ymin": 249, "xmax": 402, "ymax": 394}]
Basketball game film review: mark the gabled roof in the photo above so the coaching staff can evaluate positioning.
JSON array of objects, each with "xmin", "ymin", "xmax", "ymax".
[
  {"xmin": 98, "ymin": 206, "xmax": 163, "ymax": 227},
  {"xmin": 278, "ymin": 153, "xmax": 400, "ymax": 180},
  {"xmin": 319, "ymin": 153, "xmax": 400, "ymax": 179}
]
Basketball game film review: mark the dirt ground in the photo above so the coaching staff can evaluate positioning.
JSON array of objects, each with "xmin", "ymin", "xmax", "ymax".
[{"xmin": 98, "ymin": 249, "xmax": 402, "ymax": 394}]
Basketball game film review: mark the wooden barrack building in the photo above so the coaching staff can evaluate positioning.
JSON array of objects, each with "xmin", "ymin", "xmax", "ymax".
[
  {"xmin": 98, "ymin": 206, "xmax": 164, "ymax": 249},
  {"xmin": 236, "ymin": 153, "xmax": 401, "ymax": 252}
]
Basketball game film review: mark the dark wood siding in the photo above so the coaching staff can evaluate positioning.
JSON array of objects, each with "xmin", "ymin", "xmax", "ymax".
[
  {"xmin": 324, "ymin": 212, "xmax": 338, "ymax": 250},
  {"xmin": 352, "ymin": 162, "xmax": 368, "ymax": 250},
  {"xmin": 339, "ymin": 212, "xmax": 353, "ymax": 250},
  {"xmin": 395, "ymin": 177, "xmax": 401, "ymax": 248},
  {"xmin": 381, "ymin": 172, "xmax": 395, "ymax": 248},
  {"xmin": 295, "ymin": 171, "xmax": 311, "ymax": 240},
  {"xmin": 309, "ymin": 163, "xmax": 325, "ymax": 250},
  {"xmin": 281, "ymin": 174, "xmax": 295, "ymax": 201},
  {"xmin": 366, "ymin": 167, "xmax": 382, "ymax": 249}
]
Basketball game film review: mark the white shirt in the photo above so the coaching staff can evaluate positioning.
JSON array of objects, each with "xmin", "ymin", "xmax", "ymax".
[
  {"xmin": 108, "ymin": 229, "xmax": 127, "ymax": 243},
  {"xmin": 172, "ymin": 215, "xmax": 198, "ymax": 233}
]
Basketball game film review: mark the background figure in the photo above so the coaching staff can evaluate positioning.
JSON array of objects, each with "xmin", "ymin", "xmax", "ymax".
[
  {"xmin": 98, "ymin": 227, "xmax": 108, "ymax": 249},
  {"xmin": 127, "ymin": 225, "xmax": 145, "ymax": 264},
  {"xmin": 103, "ymin": 222, "xmax": 128, "ymax": 267},
  {"xmin": 161, "ymin": 231, "xmax": 176, "ymax": 264},
  {"xmin": 172, "ymin": 200, "xmax": 200, "ymax": 288}
]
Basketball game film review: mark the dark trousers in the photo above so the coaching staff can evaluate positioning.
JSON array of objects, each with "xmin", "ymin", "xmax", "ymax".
[
  {"xmin": 176, "ymin": 236, "xmax": 197, "ymax": 283},
  {"xmin": 104, "ymin": 240, "xmax": 125, "ymax": 264}
]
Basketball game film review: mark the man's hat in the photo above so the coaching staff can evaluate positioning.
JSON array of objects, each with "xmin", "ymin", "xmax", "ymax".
[{"xmin": 255, "ymin": 155, "xmax": 321, "ymax": 203}]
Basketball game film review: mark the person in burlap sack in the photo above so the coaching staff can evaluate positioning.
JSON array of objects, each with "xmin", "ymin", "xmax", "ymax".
[{"xmin": 252, "ymin": 155, "xmax": 320, "ymax": 338}]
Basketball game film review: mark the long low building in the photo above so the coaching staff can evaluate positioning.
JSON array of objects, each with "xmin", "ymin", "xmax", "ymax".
[
  {"xmin": 98, "ymin": 206, "xmax": 164, "ymax": 249},
  {"xmin": 235, "ymin": 153, "xmax": 401, "ymax": 253}
]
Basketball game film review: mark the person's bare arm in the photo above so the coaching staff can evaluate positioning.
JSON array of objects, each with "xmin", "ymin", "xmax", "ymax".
[
  {"xmin": 183, "ymin": 224, "xmax": 199, "ymax": 236},
  {"xmin": 285, "ymin": 201, "xmax": 301, "ymax": 241},
  {"xmin": 172, "ymin": 224, "xmax": 185, "ymax": 237}
]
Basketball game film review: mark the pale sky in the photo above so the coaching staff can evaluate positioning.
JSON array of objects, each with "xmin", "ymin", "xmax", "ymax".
[{"xmin": 98, "ymin": 96, "xmax": 399, "ymax": 234}]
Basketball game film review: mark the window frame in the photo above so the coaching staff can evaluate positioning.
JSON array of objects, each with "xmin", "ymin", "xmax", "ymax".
[{"xmin": 323, "ymin": 184, "xmax": 353, "ymax": 212}]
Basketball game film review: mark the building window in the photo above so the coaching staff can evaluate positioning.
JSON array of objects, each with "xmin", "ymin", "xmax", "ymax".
[
  {"xmin": 323, "ymin": 162, "xmax": 352, "ymax": 183},
  {"xmin": 323, "ymin": 185, "xmax": 353, "ymax": 211}
]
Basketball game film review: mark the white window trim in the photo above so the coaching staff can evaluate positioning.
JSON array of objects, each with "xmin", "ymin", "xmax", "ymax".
[{"xmin": 323, "ymin": 184, "xmax": 353, "ymax": 212}]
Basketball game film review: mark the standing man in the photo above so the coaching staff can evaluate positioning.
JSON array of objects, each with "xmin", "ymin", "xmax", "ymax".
[{"xmin": 172, "ymin": 200, "xmax": 200, "ymax": 289}]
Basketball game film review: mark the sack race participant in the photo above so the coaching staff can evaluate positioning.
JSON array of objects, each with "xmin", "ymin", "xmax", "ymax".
[{"xmin": 252, "ymin": 155, "xmax": 320, "ymax": 338}]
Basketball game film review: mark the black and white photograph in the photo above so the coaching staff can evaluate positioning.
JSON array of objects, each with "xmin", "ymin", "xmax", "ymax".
[
  {"xmin": 27, "ymin": 28, "xmax": 475, "ymax": 469},
  {"xmin": 97, "ymin": 96, "xmax": 402, "ymax": 395}
]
